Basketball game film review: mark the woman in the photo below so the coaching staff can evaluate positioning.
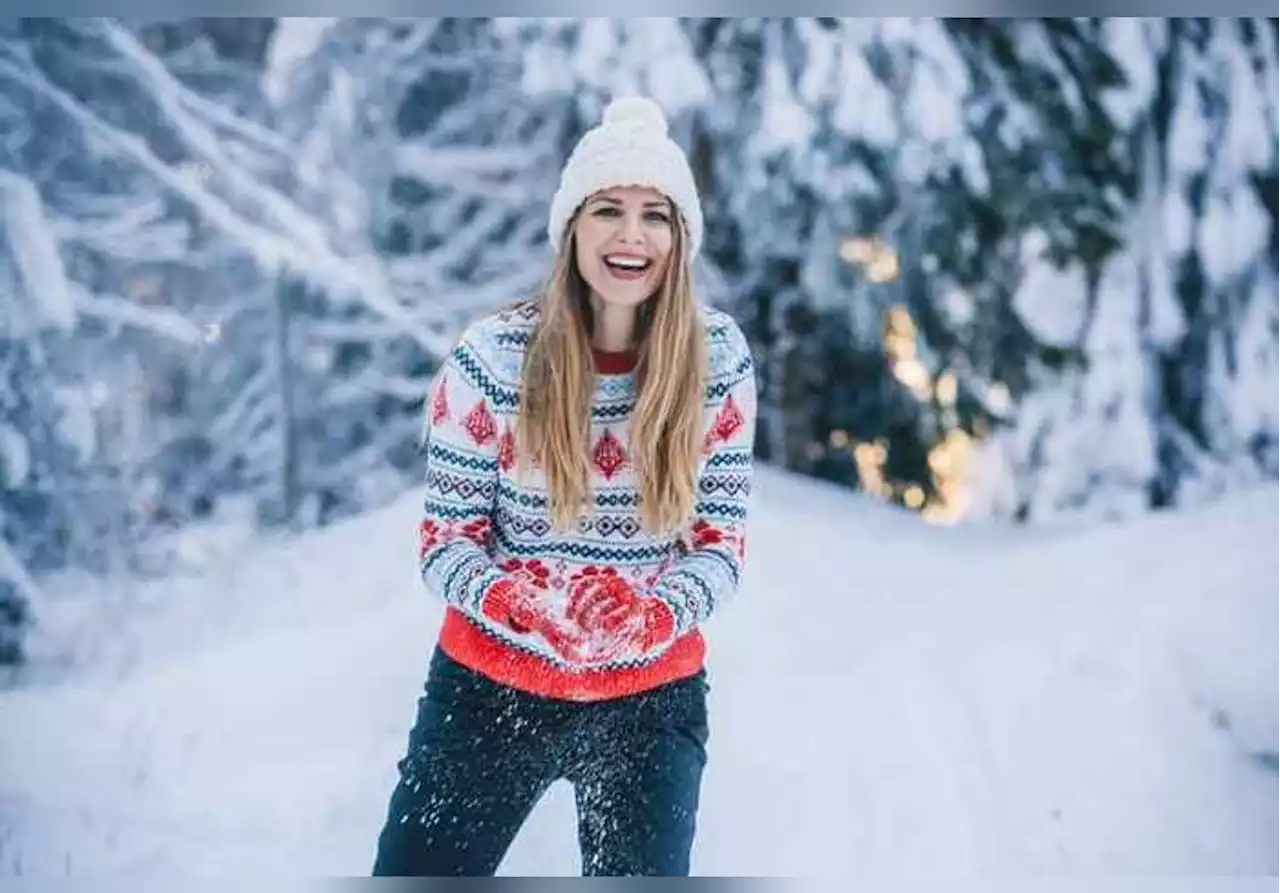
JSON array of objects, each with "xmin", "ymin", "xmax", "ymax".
[{"xmin": 372, "ymin": 96, "xmax": 756, "ymax": 877}]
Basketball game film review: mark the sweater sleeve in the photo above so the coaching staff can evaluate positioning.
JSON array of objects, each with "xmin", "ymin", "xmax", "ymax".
[
  {"xmin": 647, "ymin": 320, "xmax": 757, "ymax": 639},
  {"xmin": 417, "ymin": 332, "xmax": 515, "ymax": 620}
]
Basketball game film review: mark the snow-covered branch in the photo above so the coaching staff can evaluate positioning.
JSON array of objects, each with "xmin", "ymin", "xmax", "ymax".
[
  {"xmin": 0, "ymin": 538, "xmax": 42, "ymax": 614},
  {"xmin": 207, "ymin": 368, "xmax": 275, "ymax": 446},
  {"xmin": 0, "ymin": 51, "xmax": 453, "ymax": 359},
  {"xmin": 320, "ymin": 371, "xmax": 434, "ymax": 408},
  {"xmin": 98, "ymin": 21, "xmax": 338, "ymax": 257},
  {"xmin": 396, "ymin": 144, "xmax": 536, "ymax": 183},
  {"xmin": 70, "ymin": 284, "xmax": 203, "ymax": 345},
  {"xmin": 0, "ymin": 169, "xmax": 75, "ymax": 334}
]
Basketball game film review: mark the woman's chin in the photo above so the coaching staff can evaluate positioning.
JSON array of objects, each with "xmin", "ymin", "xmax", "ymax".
[{"xmin": 591, "ymin": 284, "xmax": 655, "ymax": 308}]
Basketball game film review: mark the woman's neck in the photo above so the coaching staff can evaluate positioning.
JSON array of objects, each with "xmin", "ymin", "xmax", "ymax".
[{"xmin": 590, "ymin": 294, "xmax": 638, "ymax": 353}]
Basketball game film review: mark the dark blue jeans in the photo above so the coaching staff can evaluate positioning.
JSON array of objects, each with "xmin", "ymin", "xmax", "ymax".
[{"xmin": 371, "ymin": 648, "xmax": 710, "ymax": 876}]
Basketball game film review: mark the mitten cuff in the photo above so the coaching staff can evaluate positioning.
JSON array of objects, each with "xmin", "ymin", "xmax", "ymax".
[
  {"xmin": 639, "ymin": 597, "xmax": 677, "ymax": 652},
  {"xmin": 480, "ymin": 576, "xmax": 527, "ymax": 631}
]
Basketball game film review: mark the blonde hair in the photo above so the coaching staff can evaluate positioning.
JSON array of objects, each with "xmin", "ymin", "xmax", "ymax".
[{"xmin": 516, "ymin": 208, "xmax": 705, "ymax": 535}]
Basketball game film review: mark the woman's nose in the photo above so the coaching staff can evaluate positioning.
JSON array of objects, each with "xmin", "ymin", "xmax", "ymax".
[{"xmin": 618, "ymin": 212, "xmax": 644, "ymax": 243}]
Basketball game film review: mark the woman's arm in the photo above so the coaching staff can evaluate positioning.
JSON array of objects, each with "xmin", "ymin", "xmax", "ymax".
[
  {"xmin": 417, "ymin": 332, "xmax": 518, "ymax": 621},
  {"xmin": 646, "ymin": 327, "xmax": 757, "ymax": 639}
]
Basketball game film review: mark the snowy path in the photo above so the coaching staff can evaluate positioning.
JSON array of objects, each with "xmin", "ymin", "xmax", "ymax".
[{"xmin": 0, "ymin": 467, "xmax": 1276, "ymax": 877}]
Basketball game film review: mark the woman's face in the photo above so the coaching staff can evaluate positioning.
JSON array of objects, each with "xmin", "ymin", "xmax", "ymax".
[{"xmin": 573, "ymin": 185, "xmax": 675, "ymax": 309}]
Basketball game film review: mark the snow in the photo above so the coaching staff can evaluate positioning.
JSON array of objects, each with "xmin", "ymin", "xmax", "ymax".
[
  {"xmin": 0, "ymin": 170, "xmax": 75, "ymax": 335},
  {"xmin": 0, "ymin": 423, "xmax": 30, "ymax": 488},
  {"xmin": 1012, "ymin": 231, "xmax": 1089, "ymax": 348},
  {"xmin": 1203, "ymin": 271, "xmax": 1280, "ymax": 460},
  {"xmin": 902, "ymin": 21, "xmax": 970, "ymax": 147},
  {"xmin": 1136, "ymin": 133, "xmax": 1186, "ymax": 351},
  {"xmin": 1099, "ymin": 19, "xmax": 1158, "ymax": 130},
  {"xmin": 1167, "ymin": 59, "xmax": 1211, "ymax": 179},
  {"xmin": 50, "ymin": 385, "xmax": 96, "ymax": 462},
  {"xmin": 756, "ymin": 39, "xmax": 814, "ymax": 156},
  {"xmin": 830, "ymin": 30, "xmax": 898, "ymax": 148},
  {"xmin": 263, "ymin": 18, "xmax": 337, "ymax": 106},
  {"xmin": 534, "ymin": 20, "xmax": 709, "ymax": 118},
  {"xmin": 1218, "ymin": 24, "xmax": 1275, "ymax": 174},
  {"xmin": 627, "ymin": 19, "xmax": 711, "ymax": 114},
  {"xmin": 1, "ymin": 465, "xmax": 1275, "ymax": 877},
  {"xmin": 1197, "ymin": 186, "xmax": 1272, "ymax": 289},
  {"xmin": 1162, "ymin": 181, "xmax": 1196, "ymax": 259},
  {"xmin": 70, "ymin": 284, "xmax": 203, "ymax": 346},
  {"xmin": 1077, "ymin": 252, "xmax": 1160, "ymax": 509}
]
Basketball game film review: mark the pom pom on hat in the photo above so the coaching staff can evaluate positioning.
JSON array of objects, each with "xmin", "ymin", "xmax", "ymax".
[
  {"xmin": 600, "ymin": 95, "xmax": 670, "ymax": 133},
  {"xmin": 547, "ymin": 96, "xmax": 703, "ymax": 257}
]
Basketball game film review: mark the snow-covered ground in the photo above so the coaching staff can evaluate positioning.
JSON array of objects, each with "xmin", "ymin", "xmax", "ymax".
[{"xmin": 0, "ymin": 465, "xmax": 1276, "ymax": 877}]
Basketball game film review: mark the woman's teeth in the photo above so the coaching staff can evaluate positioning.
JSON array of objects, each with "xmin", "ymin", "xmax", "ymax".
[{"xmin": 604, "ymin": 255, "xmax": 650, "ymax": 271}]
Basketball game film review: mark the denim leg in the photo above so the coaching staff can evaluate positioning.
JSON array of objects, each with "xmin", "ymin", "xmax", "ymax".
[
  {"xmin": 569, "ymin": 672, "xmax": 710, "ymax": 876},
  {"xmin": 372, "ymin": 649, "xmax": 568, "ymax": 876}
]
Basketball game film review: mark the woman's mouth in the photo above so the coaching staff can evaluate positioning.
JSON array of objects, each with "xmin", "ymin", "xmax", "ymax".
[{"xmin": 603, "ymin": 254, "xmax": 651, "ymax": 281}]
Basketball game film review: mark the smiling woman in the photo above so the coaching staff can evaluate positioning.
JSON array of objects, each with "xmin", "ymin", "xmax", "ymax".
[
  {"xmin": 371, "ymin": 96, "xmax": 757, "ymax": 878},
  {"xmin": 573, "ymin": 187, "xmax": 676, "ymax": 350}
]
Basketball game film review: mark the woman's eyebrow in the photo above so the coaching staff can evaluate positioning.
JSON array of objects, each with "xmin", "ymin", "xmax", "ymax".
[{"xmin": 589, "ymin": 196, "xmax": 670, "ymax": 209}]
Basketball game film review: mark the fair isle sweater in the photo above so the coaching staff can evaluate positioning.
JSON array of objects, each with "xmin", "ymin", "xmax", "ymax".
[{"xmin": 418, "ymin": 301, "xmax": 756, "ymax": 701}]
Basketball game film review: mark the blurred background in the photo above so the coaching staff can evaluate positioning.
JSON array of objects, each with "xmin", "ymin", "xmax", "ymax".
[
  {"xmin": 0, "ymin": 17, "xmax": 1276, "ymax": 878},
  {"xmin": 2, "ymin": 16, "xmax": 1276, "ymax": 665}
]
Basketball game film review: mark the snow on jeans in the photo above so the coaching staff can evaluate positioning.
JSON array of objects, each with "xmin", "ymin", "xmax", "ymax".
[{"xmin": 371, "ymin": 647, "xmax": 710, "ymax": 876}]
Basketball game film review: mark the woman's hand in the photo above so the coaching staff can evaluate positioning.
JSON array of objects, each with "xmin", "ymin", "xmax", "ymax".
[
  {"xmin": 568, "ymin": 574, "xmax": 675, "ymax": 663},
  {"xmin": 483, "ymin": 577, "xmax": 589, "ymax": 663},
  {"xmin": 568, "ymin": 573, "xmax": 640, "ymax": 637}
]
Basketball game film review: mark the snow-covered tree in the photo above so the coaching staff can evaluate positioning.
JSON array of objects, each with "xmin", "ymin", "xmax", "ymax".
[
  {"xmin": 0, "ymin": 169, "xmax": 87, "ymax": 665},
  {"xmin": 679, "ymin": 17, "xmax": 1277, "ymax": 524},
  {"xmin": 0, "ymin": 16, "xmax": 387, "ymax": 660},
  {"xmin": 246, "ymin": 18, "xmax": 567, "ymax": 524},
  {"xmin": 974, "ymin": 18, "xmax": 1279, "ymax": 522}
]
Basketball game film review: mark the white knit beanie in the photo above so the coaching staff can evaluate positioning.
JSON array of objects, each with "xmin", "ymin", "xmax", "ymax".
[{"xmin": 547, "ymin": 96, "xmax": 704, "ymax": 257}]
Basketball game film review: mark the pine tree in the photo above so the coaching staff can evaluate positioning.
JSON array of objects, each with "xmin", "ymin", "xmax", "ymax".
[
  {"xmin": 259, "ymin": 18, "xmax": 564, "ymax": 525},
  {"xmin": 0, "ymin": 164, "xmax": 94, "ymax": 665}
]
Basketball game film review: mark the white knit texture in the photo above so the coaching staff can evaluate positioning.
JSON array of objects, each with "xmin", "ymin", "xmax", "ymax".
[{"xmin": 548, "ymin": 96, "xmax": 704, "ymax": 256}]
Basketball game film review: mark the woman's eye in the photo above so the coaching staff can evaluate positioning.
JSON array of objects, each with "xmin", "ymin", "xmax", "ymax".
[
  {"xmin": 593, "ymin": 206, "xmax": 621, "ymax": 217},
  {"xmin": 645, "ymin": 211, "xmax": 671, "ymax": 224}
]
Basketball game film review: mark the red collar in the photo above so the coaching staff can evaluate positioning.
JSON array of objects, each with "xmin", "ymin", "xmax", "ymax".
[{"xmin": 593, "ymin": 348, "xmax": 637, "ymax": 374}]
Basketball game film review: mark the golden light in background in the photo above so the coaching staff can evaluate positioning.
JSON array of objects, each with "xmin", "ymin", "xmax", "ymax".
[
  {"xmin": 853, "ymin": 439, "xmax": 892, "ymax": 501},
  {"xmin": 891, "ymin": 359, "xmax": 933, "ymax": 400},
  {"xmin": 935, "ymin": 370, "xmax": 957, "ymax": 407},
  {"xmin": 857, "ymin": 300, "xmax": 1000, "ymax": 527},
  {"xmin": 927, "ymin": 447, "xmax": 951, "ymax": 475},
  {"xmin": 839, "ymin": 236, "xmax": 879, "ymax": 266},
  {"xmin": 828, "ymin": 429, "xmax": 849, "ymax": 449},
  {"xmin": 883, "ymin": 306, "xmax": 923, "ymax": 397},
  {"xmin": 866, "ymin": 250, "xmax": 900, "ymax": 283},
  {"xmin": 884, "ymin": 332, "xmax": 915, "ymax": 360},
  {"xmin": 886, "ymin": 306, "xmax": 915, "ymax": 337},
  {"xmin": 840, "ymin": 235, "xmax": 899, "ymax": 284},
  {"xmin": 921, "ymin": 428, "xmax": 974, "ymax": 525}
]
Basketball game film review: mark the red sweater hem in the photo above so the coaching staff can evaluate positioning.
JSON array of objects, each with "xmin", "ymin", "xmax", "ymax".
[{"xmin": 437, "ymin": 607, "xmax": 706, "ymax": 702}]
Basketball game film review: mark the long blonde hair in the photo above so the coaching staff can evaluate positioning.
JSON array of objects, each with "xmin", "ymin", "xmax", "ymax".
[{"xmin": 516, "ymin": 208, "xmax": 705, "ymax": 535}]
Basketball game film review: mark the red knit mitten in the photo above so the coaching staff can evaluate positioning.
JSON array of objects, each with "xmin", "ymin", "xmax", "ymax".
[
  {"xmin": 481, "ymin": 577, "xmax": 587, "ymax": 663},
  {"xmin": 569, "ymin": 575, "xmax": 676, "ymax": 663}
]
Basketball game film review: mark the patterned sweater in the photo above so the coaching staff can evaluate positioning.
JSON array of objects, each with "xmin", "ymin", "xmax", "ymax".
[{"xmin": 417, "ymin": 301, "xmax": 756, "ymax": 701}]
